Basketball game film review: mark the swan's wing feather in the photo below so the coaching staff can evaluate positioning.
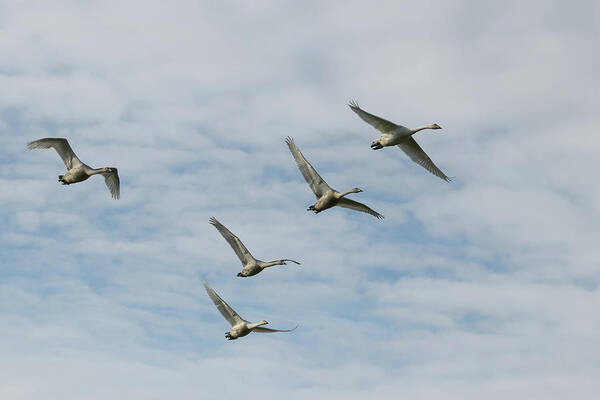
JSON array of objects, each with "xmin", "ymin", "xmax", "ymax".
[
  {"xmin": 209, "ymin": 217, "xmax": 254, "ymax": 265},
  {"xmin": 253, "ymin": 324, "xmax": 298, "ymax": 333},
  {"xmin": 285, "ymin": 136, "xmax": 331, "ymax": 198},
  {"xmin": 101, "ymin": 168, "xmax": 120, "ymax": 200},
  {"xmin": 336, "ymin": 197, "xmax": 384, "ymax": 219},
  {"xmin": 397, "ymin": 137, "xmax": 451, "ymax": 182},
  {"xmin": 348, "ymin": 100, "xmax": 399, "ymax": 133},
  {"xmin": 203, "ymin": 282, "xmax": 243, "ymax": 327},
  {"xmin": 27, "ymin": 138, "xmax": 83, "ymax": 170}
]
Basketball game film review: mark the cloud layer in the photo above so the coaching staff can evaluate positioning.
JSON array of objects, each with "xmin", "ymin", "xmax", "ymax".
[{"xmin": 1, "ymin": 1, "xmax": 600, "ymax": 399}]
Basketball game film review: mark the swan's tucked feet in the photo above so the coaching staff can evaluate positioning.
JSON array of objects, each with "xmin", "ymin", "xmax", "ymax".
[
  {"xmin": 236, "ymin": 272, "xmax": 247, "ymax": 278},
  {"xmin": 307, "ymin": 205, "xmax": 321, "ymax": 213},
  {"xmin": 225, "ymin": 332, "xmax": 234, "ymax": 340},
  {"xmin": 371, "ymin": 141, "xmax": 383, "ymax": 150},
  {"xmin": 58, "ymin": 175, "xmax": 68, "ymax": 185}
]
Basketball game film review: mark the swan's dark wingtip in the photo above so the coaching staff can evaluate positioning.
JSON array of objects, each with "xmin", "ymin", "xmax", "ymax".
[{"xmin": 371, "ymin": 211, "xmax": 384, "ymax": 219}]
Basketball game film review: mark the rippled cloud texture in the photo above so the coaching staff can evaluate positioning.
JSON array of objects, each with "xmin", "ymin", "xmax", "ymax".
[{"xmin": 1, "ymin": 1, "xmax": 599, "ymax": 399}]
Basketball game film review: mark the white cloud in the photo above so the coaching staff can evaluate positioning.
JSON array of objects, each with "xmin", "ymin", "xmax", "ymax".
[{"xmin": 1, "ymin": 0, "xmax": 600, "ymax": 399}]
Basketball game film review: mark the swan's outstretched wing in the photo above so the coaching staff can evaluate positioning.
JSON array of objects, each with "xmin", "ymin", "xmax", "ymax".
[
  {"xmin": 209, "ymin": 217, "xmax": 254, "ymax": 265},
  {"xmin": 253, "ymin": 324, "xmax": 298, "ymax": 333},
  {"xmin": 337, "ymin": 198, "xmax": 384, "ymax": 219},
  {"xmin": 203, "ymin": 282, "xmax": 243, "ymax": 327},
  {"xmin": 285, "ymin": 136, "xmax": 331, "ymax": 198},
  {"xmin": 397, "ymin": 137, "xmax": 451, "ymax": 182},
  {"xmin": 101, "ymin": 168, "xmax": 120, "ymax": 200},
  {"xmin": 27, "ymin": 138, "xmax": 83, "ymax": 170},
  {"xmin": 348, "ymin": 100, "xmax": 399, "ymax": 133}
]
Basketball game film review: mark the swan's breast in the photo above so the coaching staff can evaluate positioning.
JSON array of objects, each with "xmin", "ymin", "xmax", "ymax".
[
  {"xmin": 231, "ymin": 323, "xmax": 251, "ymax": 337},
  {"xmin": 315, "ymin": 191, "xmax": 335, "ymax": 210},
  {"xmin": 242, "ymin": 263, "xmax": 261, "ymax": 276},
  {"xmin": 381, "ymin": 128, "xmax": 411, "ymax": 146},
  {"xmin": 64, "ymin": 167, "xmax": 90, "ymax": 183}
]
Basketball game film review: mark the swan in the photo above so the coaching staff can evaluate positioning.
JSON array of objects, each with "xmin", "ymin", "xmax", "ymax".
[
  {"xmin": 285, "ymin": 136, "xmax": 383, "ymax": 219},
  {"xmin": 209, "ymin": 217, "xmax": 301, "ymax": 277},
  {"xmin": 348, "ymin": 100, "xmax": 451, "ymax": 182},
  {"xmin": 27, "ymin": 138, "xmax": 120, "ymax": 199},
  {"xmin": 203, "ymin": 281, "xmax": 298, "ymax": 340}
]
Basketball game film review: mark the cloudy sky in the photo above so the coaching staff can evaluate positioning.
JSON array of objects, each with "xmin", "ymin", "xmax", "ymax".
[{"xmin": 1, "ymin": 1, "xmax": 600, "ymax": 399}]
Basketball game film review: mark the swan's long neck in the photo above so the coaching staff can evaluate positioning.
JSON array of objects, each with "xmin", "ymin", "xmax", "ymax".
[
  {"xmin": 336, "ymin": 189, "xmax": 359, "ymax": 199},
  {"xmin": 410, "ymin": 125, "xmax": 436, "ymax": 134},
  {"xmin": 249, "ymin": 321, "xmax": 268, "ymax": 329},
  {"xmin": 261, "ymin": 260, "xmax": 283, "ymax": 268},
  {"xmin": 85, "ymin": 167, "xmax": 107, "ymax": 176}
]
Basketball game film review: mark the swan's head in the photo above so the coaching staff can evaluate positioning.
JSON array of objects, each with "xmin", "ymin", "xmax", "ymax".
[
  {"xmin": 351, "ymin": 188, "xmax": 363, "ymax": 193},
  {"xmin": 431, "ymin": 123, "xmax": 442, "ymax": 130},
  {"xmin": 104, "ymin": 167, "xmax": 118, "ymax": 173},
  {"xmin": 260, "ymin": 320, "xmax": 269, "ymax": 326}
]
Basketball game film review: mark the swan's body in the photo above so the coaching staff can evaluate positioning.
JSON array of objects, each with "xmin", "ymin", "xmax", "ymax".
[
  {"xmin": 285, "ymin": 137, "xmax": 383, "ymax": 219},
  {"xmin": 203, "ymin": 281, "xmax": 298, "ymax": 340},
  {"xmin": 348, "ymin": 100, "xmax": 451, "ymax": 182},
  {"xmin": 27, "ymin": 138, "xmax": 120, "ymax": 199},
  {"xmin": 209, "ymin": 217, "xmax": 300, "ymax": 277}
]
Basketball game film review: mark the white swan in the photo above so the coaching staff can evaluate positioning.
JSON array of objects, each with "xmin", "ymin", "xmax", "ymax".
[
  {"xmin": 348, "ymin": 100, "xmax": 451, "ymax": 182},
  {"xmin": 203, "ymin": 281, "xmax": 298, "ymax": 340},
  {"xmin": 27, "ymin": 138, "xmax": 120, "ymax": 199},
  {"xmin": 209, "ymin": 217, "xmax": 301, "ymax": 277},
  {"xmin": 285, "ymin": 136, "xmax": 383, "ymax": 219}
]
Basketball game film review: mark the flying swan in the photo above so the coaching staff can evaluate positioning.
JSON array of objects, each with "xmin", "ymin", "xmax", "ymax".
[
  {"xmin": 209, "ymin": 217, "xmax": 301, "ymax": 277},
  {"xmin": 285, "ymin": 136, "xmax": 383, "ymax": 219},
  {"xmin": 348, "ymin": 100, "xmax": 451, "ymax": 182},
  {"xmin": 203, "ymin": 281, "xmax": 298, "ymax": 340},
  {"xmin": 27, "ymin": 138, "xmax": 120, "ymax": 199}
]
